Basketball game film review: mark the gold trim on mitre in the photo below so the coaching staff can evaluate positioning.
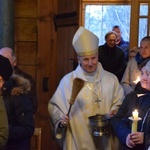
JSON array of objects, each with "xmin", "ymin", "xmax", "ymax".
[
  {"xmin": 77, "ymin": 48, "xmax": 98, "ymax": 56},
  {"xmin": 72, "ymin": 26, "xmax": 99, "ymax": 56}
]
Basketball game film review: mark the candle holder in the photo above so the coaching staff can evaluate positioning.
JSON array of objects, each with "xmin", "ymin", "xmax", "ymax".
[{"xmin": 129, "ymin": 117, "xmax": 142, "ymax": 133}]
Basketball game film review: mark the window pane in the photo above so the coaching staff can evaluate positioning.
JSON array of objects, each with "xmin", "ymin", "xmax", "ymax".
[
  {"xmin": 138, "ymin": 18, "xmax": 147, "ymax": 46},
  {"xmin": 85, "ymin": 5, "xmax": 131, "ymax": 45},
  {"xmin": 140, "ymin": 3, "xmax": 148, "ymax": 16}
]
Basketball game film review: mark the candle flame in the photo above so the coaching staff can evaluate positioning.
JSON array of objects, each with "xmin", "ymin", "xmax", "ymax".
[
  {"xmin": 132, "ymin": 109, "xmax": 139, "ymax": 120},
  {"xmin": 133, "ymin": 76, "xmax": 140, "ymax": 84}
]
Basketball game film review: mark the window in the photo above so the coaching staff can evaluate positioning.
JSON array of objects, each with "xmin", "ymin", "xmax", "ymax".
[
  {"xmin": 84, "ymin": 5, "xmax": 131, "ymax": 45},
  {"xmin": 138, "ymin": 3, "xmax": 149, "ymax": 46},
  {"xmin": 80, "ymin": 0, "xmax": 150, "ymax": 48}
]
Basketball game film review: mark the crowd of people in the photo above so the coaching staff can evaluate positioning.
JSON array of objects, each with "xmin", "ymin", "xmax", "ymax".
[
  {"xmin": 48, "ymin": 26, "xmax": 150, "ymax": 150},
  {"xmin": 0, "ymin": 24, "xmax": 150, "ymax": 150}
]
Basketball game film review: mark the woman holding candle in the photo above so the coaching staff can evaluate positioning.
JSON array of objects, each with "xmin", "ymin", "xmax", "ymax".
[{"xmin": 111, "ymin": 59, "xmax": 150, "ymax": 150}]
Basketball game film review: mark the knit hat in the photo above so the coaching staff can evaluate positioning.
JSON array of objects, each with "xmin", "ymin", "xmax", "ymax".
[
  {"xmin": 145, "ymin": 60, "xmax": 150, "ymax": 72},
  {"xmin": 72, "ymin": 26, "xmax": 99, "ymax": 56},
  {"xmin": 0, "ymin": 55, "xmax": 13, "ymax": 81}
]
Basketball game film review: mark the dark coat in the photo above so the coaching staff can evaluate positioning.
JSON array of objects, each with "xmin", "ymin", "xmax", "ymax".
[
  {"xmin": 98, "ymin": 43, "xmax": 126, "ymax": 82},
  {"xmin": 2, "ymin": 74, "xmax": 34, "ymax": 150},
  {"xmin": 14, "ymin": 66, "xmax": 38, "ymax": 114},
  {"xmin": 111, "ymin": 89, "xmax": 150, "ymax": 150}
]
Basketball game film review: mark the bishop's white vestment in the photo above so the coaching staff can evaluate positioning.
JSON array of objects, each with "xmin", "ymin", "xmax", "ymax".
[{"xmin": 48, "ymin": 62, "xmax": 124, "ymax": 150}]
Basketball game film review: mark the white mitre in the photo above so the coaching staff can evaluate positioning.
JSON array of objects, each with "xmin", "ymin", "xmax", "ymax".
[{"xmin": 72, "ymin": 26, "xmax": 99, "ymax": 56}]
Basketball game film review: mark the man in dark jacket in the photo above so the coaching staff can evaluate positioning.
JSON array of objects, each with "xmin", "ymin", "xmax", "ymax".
[
  {"xmin": 0, "ymin": 47, "xmax": 38, "ymax": 114},
  {"xmin": 98, "ymin": 31, "xmax": 126, "ymax": 82},
  {"xmin": 0, "ymin": 54, "xmax": 34, "ymax": 150}
]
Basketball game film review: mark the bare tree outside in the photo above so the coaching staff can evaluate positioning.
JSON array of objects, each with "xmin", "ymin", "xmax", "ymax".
[
  {"xmin": 85, "ymin": 5, "xmax": 131, "ymax": 45},
  {"xmin": 85, "ymin": 4, "xmax": 148, "ymax": 46}
]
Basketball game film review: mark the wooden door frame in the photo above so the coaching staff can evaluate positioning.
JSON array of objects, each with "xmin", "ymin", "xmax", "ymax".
[{"xmin": 130, "ymin": 0, "xmax": 150, "ymax": 48}]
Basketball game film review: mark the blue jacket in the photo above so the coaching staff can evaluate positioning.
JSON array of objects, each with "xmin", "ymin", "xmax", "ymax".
[{"xmin": 111, "ymin": 89, "xmax": 150, "ymax": 150}]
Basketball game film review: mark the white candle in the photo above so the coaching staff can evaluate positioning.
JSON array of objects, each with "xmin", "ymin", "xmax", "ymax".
[
  {"xmin": 131, "ymin": 109, "xmax": 139, "ymax": 133},
  {"xmin": 132, "ymin": 109, "xmax": 138, "ymax": 120}
]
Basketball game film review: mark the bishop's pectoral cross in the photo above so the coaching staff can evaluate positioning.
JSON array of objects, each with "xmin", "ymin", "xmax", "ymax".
[{"xmin": 86, "ymin": 84, "xmax": 102, "ymax": 108}]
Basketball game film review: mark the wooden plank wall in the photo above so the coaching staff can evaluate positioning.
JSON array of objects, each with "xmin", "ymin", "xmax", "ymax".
[
  {"xmin": 14, "ymin": 0, "xmax": 79, "ymax": 149},
  {"xmin": 37, "ymin": 0, "xmax": 60, "ymax": 149},
  {"xmin": 15, "ymin": 0, "xmax": 37, "ymax": 80}
]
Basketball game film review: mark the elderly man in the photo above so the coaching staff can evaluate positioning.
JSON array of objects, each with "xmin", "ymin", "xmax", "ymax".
[
  {"xmin": 48, "ymin": 26, "xmax": 124, "ymax": 150},
  {"xmin": 0, "ymin": 47, "xmax": 38, "ymax": 113},
  {"xmin": 98, "ymin": 31, "xmax": 126, "ymax": 82}
]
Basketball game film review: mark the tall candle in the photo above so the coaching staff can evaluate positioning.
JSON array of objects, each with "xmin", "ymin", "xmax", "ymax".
[
  {"xmin": 131, "ymin": 120, "xmax": 138, "ymax": 133},
  {"xmin": 131, "ymin": 109, "xmax": 139, "ymax": 133}
]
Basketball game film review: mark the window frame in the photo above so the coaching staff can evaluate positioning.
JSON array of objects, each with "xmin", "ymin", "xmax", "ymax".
[
  {"xmin": 79, "ymin": 0, "xmax": 150, "ymax": 50},
  {"xmin": 79, "ymin": 0, "xmax": 131, "ymax": 27},
  {"xmin": 130, "ymin": 0, "xmax": 150, "ymax": 48}
]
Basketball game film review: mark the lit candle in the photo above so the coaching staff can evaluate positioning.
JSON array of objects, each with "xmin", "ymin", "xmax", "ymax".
[
  {"xmin": 131, "ymin": 109, "xmax": 139, "ymax": 133},
  {"xmin": 132, "ymin": 109, "xmax": 138, "ymax": 120}
]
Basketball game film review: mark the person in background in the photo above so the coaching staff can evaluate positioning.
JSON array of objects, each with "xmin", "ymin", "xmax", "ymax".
[
  {"xmin": 48, "ymin": 26, "xmax": 124, "ymax": 150},
  {"xmin": 0, "ymin": 95, "xmax": 8, "ymax": 149},
  {"xmin": 112, "ymin": 25, "xmax": 130, "ymax": 62},
  {"xmin": 98, "ymin": 31, "xmax": 126, "ymax": 82},
  {"xmin": 0, "ymin": 47, "xmax": 38, "ymax": 114},
  {"xmin": 129, "ymin": 47, "xmax": 140, "ymax": 60},
  {"xmin": 111, "ymin": 59, "xmax": 150, "ymax": 150},
  {"xmin": 0, "ymin": 54, "xmax": 34, "ymax": 150},
  {"xmin": 121, "ymin": 36, "xmax": 150, "ymax": 96}
]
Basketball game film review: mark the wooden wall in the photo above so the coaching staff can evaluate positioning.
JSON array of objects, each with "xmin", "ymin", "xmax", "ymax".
[
  {"xmin": 14, "ymin": 0, "xmax": 79, "ymax": 149},
  {"xmin": 15, "ymin": 0, "xmax": 37, "ymax": 80},
  {"xmin": 57, "ymin": 1, "xmax": 79, "ymax": 82}
]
